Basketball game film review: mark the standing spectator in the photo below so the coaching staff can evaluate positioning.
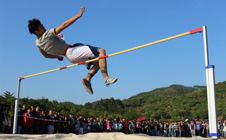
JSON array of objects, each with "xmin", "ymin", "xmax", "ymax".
[
  {"xmin": 83, "ymin": 118, "xmax": 88, "ymax": 134},
  {"xmin": 99, "ymin": 119, "xmax": 103, "ymax": 132},
  {"xmin": 201, "ymin": 121, "xmax": 206, "ymax": 137},
  {"xmin": 169, "ymin": 122, "xmax": 174, "ymax": 137},
  {"xmin": 78, "ymin": 115, "xmax": 84, "ymax": 135},
  {"xmin": 135, "ymin": 121, "xmax": 139, "ymax": 133},
  {"xmin": 46, "ymin": 110, "xmax": 54, "ymax": 134},
  {"xmin": 96, "ymin": 117, "xmax": 100, "ymax": 132},
  {"xmin": 23, "ymin": 108, "xmax": 34, "ymax": 134},
  {"xmin": 20, "ymin": 103, "xmax": 27, "ymax": 134},
  {"xmin": 123, "ymin": 119, "xmax": 129, "ymax": 134},
  {"xmin": 129, "ymin": 121, "xmax": 135, "ymax": 134},
  {"xmin": 87, "ymin": 119, "xmax": 92, "ymax": 132},
  {"xmin": 39, "ymin": 111, "xmax": 46, "ymax": 134},
  {"xmin": 156, "ymin": 122, "xmax": 160, "ymax": 136},
  {"xmin": 75, "ymin": 117, "xmax": 80, "ymax": 135},
  {"xmin": 32, "ymin": 105, "xmax": 40, "ymax": 134},
  {"xmin": 102, "ymin": 119, "xmax": 106, "ymax": 132},
  {"xmin": 196, "ymin": 120, "xmax": 202, "ymax": 136},
  {"xmin": 162, "ymin": 122, "xmax": 166, "ymax": 137},
  {"xmin": 5, "ymin": 103, "xmax": 13, "ymax": 133},
  {"xmin": 180, "ymin": 121, "xmax": 186, "ymax": 137},
  {"xmin": 62, "ymin": 116, "xmax": 70, "ymax": 133},
  {"xmin": 186, "ymin": 121, "xmax": 191, "ymax": 137},
  {"xmin": 178, "ymin": 121, "xmax": 181, "ymax": 137},
  {"xmin": 92, "ymin": 119, "xmax": 98, "ymax": 132},
  {"xmin": 219, "ymin": 120, "xmax": 224, "ymax": 138},
  {"xmin": 1, "ymin": 104, "xmax": 7, "ymax": 133},
  {"xmin": 11, "ymin": 106, "xmax": 22, "ymax": 134},
  {"xmin": 190, "ymin": 120, "xmax": 196, "ymax": 137},
  {"xmin": 140, "ymin": 121, "xmax": 144, "ymax": 133},
  {"xmin": 16, "ymin": 105, "xmax": 22, "ymax": 134},
  {"xmin": 58, "ymin": 115, "xmax": 63, "ymax": 133},
  {"xmin": 113, "ymin": 120, "xmax": 118, "ymax": 132},
  {"xmin": 30, "ymin": 105, "xmax": 34, "ymax": 116},
  {"xmin": 223, "ymin": 120, "xmax": 226, "ymax": 139},
  {"xmin": 106, "ymin": 120, "xmax": 111, "ymax": 132},
  {"xmin": 173, "ymin": 122, "xmax": 178, "ymax": 137},
  {"xmin": 54, "ymin": 113, "xmax": 59, "ymax": 133},
  {"xmin": 110, "ymin": 120, "xmax": 114, "ymax": 131},
  {"xmin": 0, "ymin": 104, "xmax": 5, "ymax": 133},
  {"xmin": 71, "ymin": 114, "xmax": 76, "ymax": 133},
  {"xmin": 184, "ymin": 121, "xmax": 189, "ymax": 137},
  {"xmin": 144, "ymin": 121, "xmax": 149, "ymax": 134},
  {"xmin": 150, "ymin": 122, "xmax": 155, "ymax": 136},
  {"xmin": 160, "ymin": 122, "xmax": 164, "ymax": 136},
  {"xmin": 163, "ymin": 122, "xmax": 169, "ymax": 137},
  {"xmin": 117, "ymin": 120, "xmax": 123, "ymax": 132},
  {"xmin": 30, "ymin": 104, "xmax": 35, "ymax": 134}
]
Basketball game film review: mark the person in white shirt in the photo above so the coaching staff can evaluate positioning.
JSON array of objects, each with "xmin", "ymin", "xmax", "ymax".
[
  {"xmin": 190, "ymin": 120, "xmax": 196, "ymax": 137},
  {"xmin": 223, "ymin": 120, "xmax": 226, "ymax": 139}
]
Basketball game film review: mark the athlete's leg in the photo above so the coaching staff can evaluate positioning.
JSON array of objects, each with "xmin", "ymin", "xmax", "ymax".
[
  {"xmin": 98, "ymin": 48, "xmax": 109, "ymax": 81},
  {"xmin": 85, "ymin": 61, "xmax": 100, "ymax": 82}
]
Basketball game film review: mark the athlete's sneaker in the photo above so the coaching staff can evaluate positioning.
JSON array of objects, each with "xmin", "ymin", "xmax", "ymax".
[
  {"xmin": 105, "ymin": 78, "xmax": 118, "ymax": 87},
  {"xmin": 81, "ymin": 78, "xmax": 93, "ymax": 95}
]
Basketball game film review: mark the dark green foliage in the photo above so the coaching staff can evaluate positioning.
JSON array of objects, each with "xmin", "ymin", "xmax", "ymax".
[{"xmin": 1, "ymin": 81, "xmax": 226, "ymax": 121}]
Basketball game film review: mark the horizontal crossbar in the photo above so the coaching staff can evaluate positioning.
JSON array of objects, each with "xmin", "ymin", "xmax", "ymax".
[{"xmin": 19, "ymin": 27, "xmax": 203, "ymax": 80}]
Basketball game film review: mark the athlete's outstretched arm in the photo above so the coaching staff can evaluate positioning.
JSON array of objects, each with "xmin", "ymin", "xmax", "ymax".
[
  {"xmin": 39, "ymin": 49, "xmax": 63, "ymax": 61},
  {"xmin": 55, "ymin": 7, "xmax": 85, "ymax": 35}
]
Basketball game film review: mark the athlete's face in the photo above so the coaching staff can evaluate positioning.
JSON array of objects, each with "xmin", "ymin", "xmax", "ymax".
[
  {"xmin": 38, "ymin": 24, "xmax": 46, "ymax": 33},
  {"xmin": 35, "ymin": 23, "xmax": 46, "ymax": 36}
]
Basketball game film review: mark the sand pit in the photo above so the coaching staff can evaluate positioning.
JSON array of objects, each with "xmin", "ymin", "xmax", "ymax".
[{"xmin": 0, "ymin": 133, "xmax": 218, "ymax": 140}]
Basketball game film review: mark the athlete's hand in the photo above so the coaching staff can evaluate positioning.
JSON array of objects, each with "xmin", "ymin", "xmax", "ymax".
[
  {"xmin": 78, "ymin": 7, "xmax": 85, "ymax": 17},
  {"xmin": 57, "ymin": 56, "xmax": 64, "ymax": 61}
]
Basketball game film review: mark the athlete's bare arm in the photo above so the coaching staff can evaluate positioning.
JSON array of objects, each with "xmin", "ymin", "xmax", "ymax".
[
  {"xmin": 39, "ymin": 49, "xmax": 63, "ymax": 61},
  {"xmin": 55, "ymin": 7, "xmax": 85, "ymax": 35}
]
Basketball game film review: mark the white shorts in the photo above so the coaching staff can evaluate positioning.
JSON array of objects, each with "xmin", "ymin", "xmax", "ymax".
[{"xmin": 65, "ymin": 44, "xmax": 99, "ymax": 69}]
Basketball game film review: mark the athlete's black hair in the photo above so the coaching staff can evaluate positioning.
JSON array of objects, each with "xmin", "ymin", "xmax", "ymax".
[{"xmin": 28, "ymin": 18, "xmax": 40, "ymax": 35}]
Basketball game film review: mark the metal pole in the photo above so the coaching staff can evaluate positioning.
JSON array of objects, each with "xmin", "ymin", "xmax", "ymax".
[
  {"xmin": 13, "ymin": 78, "xmax": 21, "ymax": 134},
  {"xmin": 203, "ymin": 26, "xmax": 209, "ymax": 66},
  {"xmin": 203, "ymin": 26, "xmax": 218, "ymax": 138}
]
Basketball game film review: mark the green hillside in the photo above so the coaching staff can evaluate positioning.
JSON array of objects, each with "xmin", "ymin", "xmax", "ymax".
[{"xmin": 1, "ymin": 81, "xmax": 226, "ymax": 121}]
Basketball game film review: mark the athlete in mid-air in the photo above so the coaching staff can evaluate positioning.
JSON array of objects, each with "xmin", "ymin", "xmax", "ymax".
[{"xmin": 28, "ymin": 7, "xmax": 117, "ymax": 94}]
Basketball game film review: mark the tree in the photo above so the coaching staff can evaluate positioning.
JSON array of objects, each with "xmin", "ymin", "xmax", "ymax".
[
  {"xmin": 84, "ymin": 102, "xmax": 92, "ymax": 109},
  {"xmin": 123, "ymin": 111, "xmax": 140, "ymax": 121},
  {"xmin": 3, "ymin": 91, "xmax": 14, "ymax": 99}
]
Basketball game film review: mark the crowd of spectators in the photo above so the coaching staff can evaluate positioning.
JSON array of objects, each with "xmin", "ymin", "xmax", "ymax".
[{"xmin": 0, "ymin": 102, "xmax": 226, "ymax": 139}]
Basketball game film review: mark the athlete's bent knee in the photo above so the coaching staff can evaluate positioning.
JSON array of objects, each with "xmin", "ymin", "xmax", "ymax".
[{"xmin": 99, "ymin": 48, "xmax": 106, "ymax": 55}]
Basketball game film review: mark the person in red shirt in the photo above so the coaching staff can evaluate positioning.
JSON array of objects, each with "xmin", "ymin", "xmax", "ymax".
[
  {"xmin": 23, "ymin": 108, "xmax": 34, "ymax": 134},
  {"xmin": 122, "ymin": 119, "xmax": 129, "ymax": 134}
]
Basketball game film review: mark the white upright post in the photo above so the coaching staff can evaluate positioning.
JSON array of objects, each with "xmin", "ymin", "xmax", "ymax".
[
  {"xmin": 203, "ymin": 26, "xmax": 218, "ymax": 138},
  {"xmin": 13, "ymin": 78, "xmax": 21, "ymax": 134}
]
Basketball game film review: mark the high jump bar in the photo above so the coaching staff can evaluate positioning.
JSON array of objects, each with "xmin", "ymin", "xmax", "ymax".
[{"xmin": 19, "ymin": 27, "xmax": 203, "ymax": 80}]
